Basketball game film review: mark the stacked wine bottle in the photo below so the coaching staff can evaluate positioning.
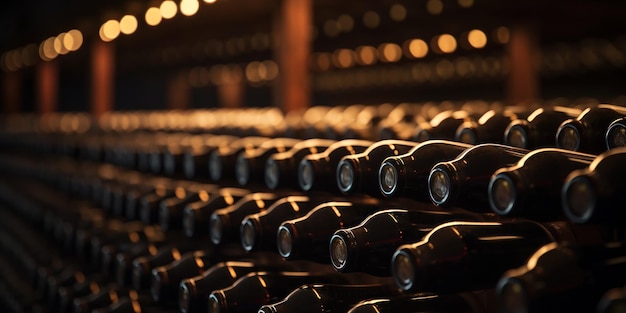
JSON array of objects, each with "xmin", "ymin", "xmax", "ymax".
[{"xmin": 1, "ymin": 101, "xmax": 626, "ymax": 313}]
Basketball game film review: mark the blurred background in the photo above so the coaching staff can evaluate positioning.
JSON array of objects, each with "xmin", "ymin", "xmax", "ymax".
[{"xmin": 2, "ymin": 0, "xmax": 626, "ymax": 115}]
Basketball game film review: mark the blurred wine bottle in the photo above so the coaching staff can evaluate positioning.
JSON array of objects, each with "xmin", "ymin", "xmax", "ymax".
[{"xmin": 497, "ymin": 241, "xmax": 626, "ymax": 313}]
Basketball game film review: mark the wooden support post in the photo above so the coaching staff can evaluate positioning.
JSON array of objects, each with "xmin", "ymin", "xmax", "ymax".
[
  {"xmin": 91, "ymin": 40, "xmax": 115, "ymax": 117},
  {"xmin": 273, "ymin": 0, "xmax": 312, "ymax": 112},
  {"xmin": 506, "ymin": 26, "xmax": 539, "ymax": 105},
  {"xmin": 218, "ymin": 67, "xmax": 244, "ymax": 108},
  {"xmin": 36, "ymin": 61, "xmax": 58, "ymax": 114},
  {"xmin": 168, "ymin": 71, "xmax": 191, "ymax": 110}
]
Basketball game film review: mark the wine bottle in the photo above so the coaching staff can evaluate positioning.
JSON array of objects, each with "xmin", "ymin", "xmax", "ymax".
[
  {"xmin": 455, "ymin": 109, "xmax": 520, "ymax": 144},
  {"xmin": 428, "ymin": 144, "xmax": 529, "ymax": 211},
  {"xmin": 207, "ymin": 271, "xmax": 352, "ymax": 313},
  {"xmin": 488, "ymin": 148, "xmax": 595, "ymax": 219},
  {"xmin": 378, "ymin": 140, "xmax": 471, "ymax": 199},
  {"xmin": 73, "ymin": 286, "xmax": 133, "ymax": 313},
  {"xmin": 413, "ymin": 110, "xmax": 478, "ymax": 142},
  {"xmin": 209, "ymin": 192, "xmax": 285, "ymax": 245},
  {"xmin": 131, "ymin": 244, "xmax": 203, "ymax": 290},
  {"xmin": 561, "ymin": 148, "xmax": 626, "ymax": 224},
  {"xmin": 258, "ymin": 283, "xmax": 400, "ymax": 313},
  {"xmin": 277, "ymin": 200, "xmax": 384, "ymax": 262},
  {"xmin": 182, "ymin": 188, "xmax": 250, "ymax": 238},
  {"xmin": 596, "ymin": 285, "xmax": 626, "ymax": 313},
  {"xmin": 347, "ymin": 291, "xmax": 494, "ymax": 313},
  {"xmin": 235, "ymin": 138, "xmax": 301, "ymax": 186},
  {"xmin": 497, "ymin": 241, "xmax": 626, "ymax": 313},
  {"xmin": 208, "ymin": 137, "xmax": 269, "ymax": 182},
  {"xmin": 337, "ymin": 140, "xmax": 419, "ymax": 196},
  {"xmin": 240, "ymin": 195, "xmax": 337, "ymax": 252},
  {"xmin": 556, "ymin": 105, "xmax": 626, "ymax": 154},
  {"xmin": 330, "ymin": 208, "xmax": 490, "ymax": 276},
  {"xmin": 504, "ymin": 106, "xmax": 581, "ymax": 149},
  {"xmin": 297, "ymin": 139, "xmax": 373, "ymax": 193},
  {"xmin": 181, "ymin": 135, "xmax": 236, "ymax": 180},
  {"xmin": 150, "ymin": 250, "xmax": 214, "ymax": 303},
  {"xmin": 390, "ymin": 220, "xmax": 606, "ymax": 293},
  {"xmin": 158, "ymin": 184, "xmax": 218, "ymax": 232},
  {"xmin": 264, "ymin": 139, "xmax": 336, "ymax": 190},
  {"xmin": 605, "ymin": 117, "xmax": 626, "ymax": 150},
  {"xmin": 178, "ymin": 257, "xmax": 300, "ymax": 313}
]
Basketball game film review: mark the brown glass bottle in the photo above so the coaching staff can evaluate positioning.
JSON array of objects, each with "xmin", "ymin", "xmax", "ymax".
[
  {"xmin": 455, "ymin": 109, "xmax": 520, "ymax": 144},
  {"xmin": 413, "ymin": 110, "xmax": 478, "ymax": 142},
  {"xmin": 235, "ymin": 138, "xmax": 301, "ymax": 186},
  {"xmin": 264, "ymin": 139, "xmax": 336, "ymax": 190},
  {"xmin": 428, "ymin": 144, "xmax": 529, "ymax": 212},
  {"xmin": 158, "ymin": 184, "xmax": 218, "ymax": 232},
  {"xmin": 488, "ymin": 148, "xmax": 595, "ymax": 219},
  {"xmin": 181, "ymin": 135, "xmax": 238, "ymax": 180},
  {"xmin": 239, "ymin": 195, "xmax": 338, "ymax": 253},
  {"xmin": 182, "ymin": 187, "xmax": 250, "ymax": 238},
  {"xmin": 391, "ymin": 220, "xmax": 606, "ymax": 293},
  {"xmin": 207, "ymin": 271, "xmax": 352, "ymax": 313},
  {"xmin": 556, "ymin": 105, "xmax": 626, "ymax": 154},
  {"xmin": 178, "ymin": 257, "xmax": 300, "ymax": 313},
  {"xmin": 131, "ymin": 243, "xmax": 203, "ymax": 290},
  {"xmin": 378, "ymin": 140, "xmax": 471, "ymax": 199},
  {"xmin": 297, "ymin": 139, "xmax": 373, "ymax": 193},
  {"xmin": 258, "ymin": 283, "xmax": 400, "ymax": 313},
  {"xmin": 208, "ymin": 137, "xmax": 269, "ymax": 183},
  {"xmin": 497, "ymin": 242, "xmax": 626, "ymax": 313},
  {"xmin": 330, "ymin": 208, "xmax": 489, "ymax": 276},
  {"xmin": 605, "ymin": 116, "xmax": 626, "ymax": 150},
  {"xmin": 347, "ymin": 291, "xmax": 494, "ymax": 313},
  {"xmin": 561, "ymin": 147, "xmax": 626, "ymax": 224},
  {"xmin": 505, "ymin": 106, "xmax": 581, "ymax": 149},
  {"xmin": 277, "ymin": 200, "xmax": 384, "ymax": 262},
  {"xmin": 337, "ymin": 140, "xmax": 419, "ymax": 196},
  {"xmin": 209, "ymin": 192, "xmax": 285, "ymax": 245},
  {"xmin": 150, "ymin": 250, "xmax": 214, "ymax": 304}
]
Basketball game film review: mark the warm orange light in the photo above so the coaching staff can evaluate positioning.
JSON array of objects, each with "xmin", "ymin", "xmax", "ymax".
[
  {"xmin": 245, "ymin": 61, "xmax": 261, "ymax": 83},
  {"xmin": 468, "ymin": 29, "xmax": 487, "ymax": 48},
  {"xmin": 262, "ymin": 60, "xmax": 278, "ymax": 80},
  {"xmin": 54, "ymin": 33, "xmax": 70, "ymax": 55},
  {"xmin": 332, "ymin": 49, "xmax": 355, "ymax": 68},
  {"xmin": 64, "ymin": 29, "xmax": 83, "ymax": 51},
  {"xmin": 426, "ymin": 0, "xmax": 444, "ymax": 15},
  {"xmin": 390, "ymin": 4, "xmax": 407, "ymax": 22},
  {"xmin": 145, "ymin": 7, "xmax": 162, "ymax": 26},
  {"xmin": 355, "ymin": 46, "xmax": 377, "ymax": 65},
  {"xmin": 40, "ymin": 37, "xmax": 58, "ymax": 60},
  {"xmin": 160, "ymin": 0, "xmax": 178, "ymax": 19},
  {"xmin": 100, "ymin": 20, "xmax": 121, "ymax": 42},
  {"xmin": 437, "ymin": 34, "xmax": 457, "ymax": 53},
  {"xmin": 180, "ymin": 0, "xmax": 200, "ymax": 16},
  {"xmin": 378, "ymin": 43, "xmax": 402, "ymax": 62},
  {"xmin": 363, "ymin": 11, "xmax": 380, "ymax": 29},
  {"xmin": 204, "ymin": 0, "xmax": 216, "ymax": 3},
  {"xmin": 408, "ymin": 39, "xmax": 428, "ymax": 58},
  {"xmin": 120, "ymin": 15, "xmax": 138, "ymax": 35}
]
